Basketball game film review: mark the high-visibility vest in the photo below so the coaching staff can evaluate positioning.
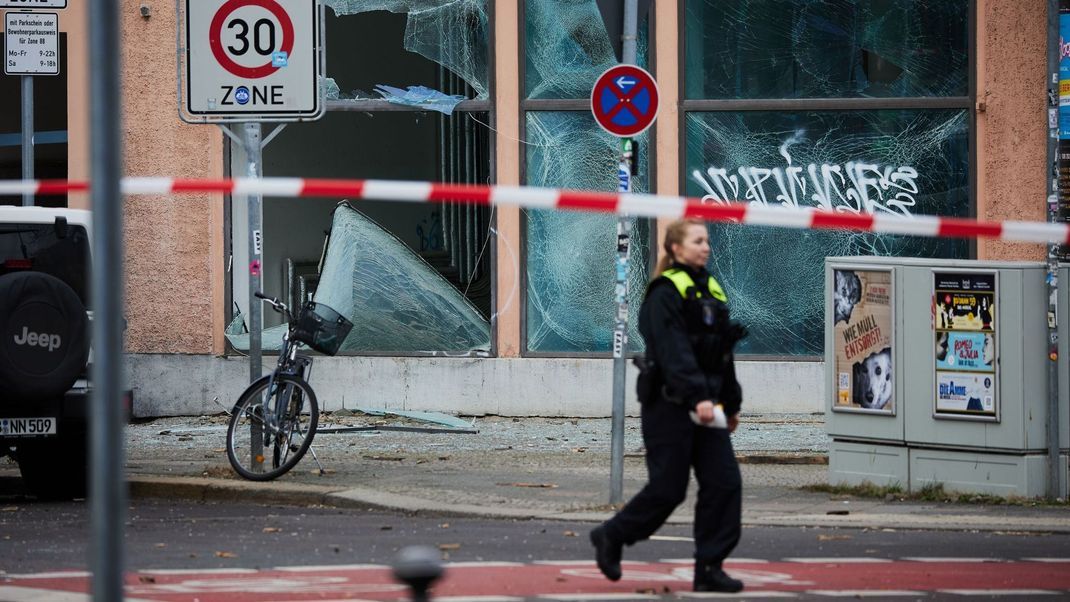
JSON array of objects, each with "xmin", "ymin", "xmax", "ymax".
[{"xmin": 660, "ymin": 267, "xmax": 727, "ymax": 303}]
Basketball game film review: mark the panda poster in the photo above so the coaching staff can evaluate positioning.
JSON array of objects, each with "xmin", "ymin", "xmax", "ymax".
[
  {"xmin": 933, "ymin": 271, "xmax": 998, "ymax": 419},
  {"xmin": 832, "ymin": 269, "xmax": 893, "ymax": 414}
]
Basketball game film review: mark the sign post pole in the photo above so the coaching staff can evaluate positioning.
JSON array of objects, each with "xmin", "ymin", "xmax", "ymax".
[
  {"xmin": 179, "ymin": 0, "xmax": 323, "ymax": 384},
  {"xmin": 591, "ymin": 0, "xmax": 656, "ymax": 505},
  {"xmin": 4, "ymin": 9, "xmax": 62, "ymax": 205},
  {"xmin": 21, "ymin": 76, "xmax": 32, "ymax": 206}
]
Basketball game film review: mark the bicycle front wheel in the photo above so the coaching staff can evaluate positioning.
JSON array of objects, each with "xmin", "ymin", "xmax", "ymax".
[{"xmin": 226, "ymin": 374, "xmax": 319, "ymax": 481}]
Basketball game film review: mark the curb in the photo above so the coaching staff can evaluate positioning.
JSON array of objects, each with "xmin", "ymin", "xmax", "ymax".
[{"xmin": 126, "ymin": 476, "xmax": 1070, "ymax": 534}]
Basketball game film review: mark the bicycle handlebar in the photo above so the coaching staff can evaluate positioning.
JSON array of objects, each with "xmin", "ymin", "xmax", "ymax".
[{"xmin": 253, "ymin": 291, "xmax": 289, "ymax": 316}]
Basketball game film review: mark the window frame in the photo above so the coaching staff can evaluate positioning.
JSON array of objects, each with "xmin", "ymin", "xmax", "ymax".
[
  {"xmin": 517, "ymin": 1, "xmax": 658, "ymax": 358},
  {"xmin": 677, "ymin": 0, "xmax": 976, "ymax": 362},
  {"xmin": 223, "ymin": 4, "xmax": 499, "ymax": 357}
]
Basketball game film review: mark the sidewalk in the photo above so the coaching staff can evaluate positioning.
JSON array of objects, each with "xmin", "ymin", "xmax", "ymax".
[{"xmin": 108, "ymin": 412, "xmax": 1070, "ymax": 534}]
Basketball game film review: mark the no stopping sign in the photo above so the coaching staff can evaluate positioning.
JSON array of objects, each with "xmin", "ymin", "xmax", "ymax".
[{"xmin": 182, "ymin": 0, "xmax": 323, "ymax": 122}]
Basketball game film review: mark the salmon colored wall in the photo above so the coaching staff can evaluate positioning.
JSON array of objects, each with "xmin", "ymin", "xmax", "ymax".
[
  {"xmin": 494, "ymin": 1, "xmax": 521, "ymax": 357},
  {"xmin": 119, "ymin": 2, "xmax": 225, "ymax": 354},
  {"xmin": 975, "ymin": 0, "xmax": 1048, "ymax": 262}
]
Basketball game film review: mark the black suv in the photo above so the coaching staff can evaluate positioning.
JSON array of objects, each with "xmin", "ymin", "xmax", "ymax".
[{"xmin": 0, "ymin": 207, "xmax": 104, "ymax": 499}]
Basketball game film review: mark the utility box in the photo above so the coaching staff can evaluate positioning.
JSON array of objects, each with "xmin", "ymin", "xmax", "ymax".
[{"xmin": 824, "ymin": 257, "xmax": 1068, "ymax": 498}]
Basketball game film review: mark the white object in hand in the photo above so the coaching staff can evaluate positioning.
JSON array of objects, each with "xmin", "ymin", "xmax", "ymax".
[{"xmin": 689, "ymin": 403, "xmax": 727, "ymax": 429}]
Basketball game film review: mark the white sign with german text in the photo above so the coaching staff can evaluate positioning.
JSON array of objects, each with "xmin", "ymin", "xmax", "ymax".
[{"xmin": 4, "ymin": 11, "xmax": 58, "ymax": 76}]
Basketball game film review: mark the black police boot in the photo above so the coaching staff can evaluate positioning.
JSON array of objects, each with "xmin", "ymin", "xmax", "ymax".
[
  {"xmin": 693, "ymin": 559, "xmax": 743, "ymax": 593},
  {"xmin": 589, "ymin": 525, "xmax": 623, "ymax": 581}
]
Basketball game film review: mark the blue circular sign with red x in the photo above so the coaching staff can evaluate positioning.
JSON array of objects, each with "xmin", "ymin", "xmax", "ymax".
[{"xmin": 590, "ymin": 64, "xmax": 660, "ymax": 137}]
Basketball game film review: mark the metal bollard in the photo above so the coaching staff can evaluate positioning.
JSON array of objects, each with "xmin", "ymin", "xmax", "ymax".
[{"xmin": 392, "ymin": 545, "xmax": 445, "ymax": 602}]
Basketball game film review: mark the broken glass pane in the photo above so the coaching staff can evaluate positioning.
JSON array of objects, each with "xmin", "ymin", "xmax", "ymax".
[
  {"xmin": 525, "ymin": 111, "xmax": 650, "ymax": 353},
  {"xmin": 685, "ymin": 0, "xmax": 968, "ymax": 99},
  {"xmin": 525, "ymin": 0, "xmax": 650, "ymax": 99},
  {"xmin": 324, "ymin": 1, "xmax": 489, "ymax": 99},
  {"xmin": 685, "ymin": 109, "xmax": 969, "ymax": 355},
  {"xmin": 227, "ymin": 204, "xmax": 491, "ymax": 354}
]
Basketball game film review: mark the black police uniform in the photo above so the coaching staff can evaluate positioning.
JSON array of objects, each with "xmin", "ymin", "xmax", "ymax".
[{"xmin": 598, "ymin": 263, "xmax": 744, "ymax": 585}]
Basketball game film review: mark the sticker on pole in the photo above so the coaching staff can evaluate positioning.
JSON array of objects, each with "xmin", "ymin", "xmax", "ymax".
[
  {"xmin": 590, "ymin": 64, "xmax": 659, "ymax": 137},
  {"xmin": 181, "ymin": 0, "xmax": 323, "ymax": 122}
]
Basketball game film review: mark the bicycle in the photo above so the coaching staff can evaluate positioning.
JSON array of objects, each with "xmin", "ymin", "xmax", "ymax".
[{"xmin": 226, "ymin": 292, "xmax": 353, "ymax": 481}]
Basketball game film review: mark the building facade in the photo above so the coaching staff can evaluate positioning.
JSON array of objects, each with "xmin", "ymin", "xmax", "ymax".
[{"xmin": 0, "ymin": 1, "xmax": 1050, "ymax": 416}]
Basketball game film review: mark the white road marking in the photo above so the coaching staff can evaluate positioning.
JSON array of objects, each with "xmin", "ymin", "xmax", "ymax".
[
  {"xmin": 677, "ymin": 592, "xmax": 797, "ymax": 598},
  {"xmin": 650, "ymin": 535, "xmax": 693, "ymax": 542},
  {"xmin": 938, "ymin": 589, "xmax": 1062, "ymax": 596},
  {"xmin": 0, "ymin": 586, "xmax": 156, "ymax": 602},
  {"xmin": 5, "ymin": 571, "xmax": 91, "ymax": 580},
  {"xmin": 136, "ymin": 568, "xmax": 258, "ymax": 574},
  {"xmin": 782, "ymin": 558, "xmax": 891, "ymax": 563},
  {"xmin": 531, "ymin": 560, "xmax": 648, "ymax": 566},
  {"xmin": 807, "ymin": 591, "xmax": 924, "ymax": 597},
  {"xmin": 902, "ymin": 557, "xmax": 1001, "ymax": 563},
  {"xmin": 538, "ymin": 594, "xmax": 659, "ymax": 601},
  {"xmin": 273, "ymin": 564, "xmax": 388, "ymax": 572},
  {"xmin": 436, "ymin": 597, "xmax": 525, "ymax": 602},
  {"xmin": 443, "ymin": 561, "xmax": 525, "ymax": 568},
  {"xmin": 1023, "ymin": 558, "xmax": 1070, "ymax": 562}
]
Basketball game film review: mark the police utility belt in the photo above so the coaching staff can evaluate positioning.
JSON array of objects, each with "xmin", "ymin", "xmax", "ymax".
[{"xmin": 635, "ymin": 269, "xmax": 747, "ymax": 405}]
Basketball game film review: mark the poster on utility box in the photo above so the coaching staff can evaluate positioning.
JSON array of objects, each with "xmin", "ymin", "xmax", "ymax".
[
  {"xmin": 832, "ymin": 268, "xmax": 893, "ymax": 415},
  {"xmin": 933, "ymin": 271, "xmax": 998, "ymax": 420}
]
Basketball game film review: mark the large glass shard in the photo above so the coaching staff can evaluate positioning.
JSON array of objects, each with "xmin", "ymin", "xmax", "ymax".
[
  {"xmin": 525, "ymin": 111, "xmax": 650, "ymax": 353},
  {"xmin": 227, "ymin": 204, "xmax": 490, "ymax": 354},
  {"xmin": 325, "ymin": 0, "xmax": 489, "ymax": 99},
  {"xmin": 684, "ymin": 0, "xmax": 968, "ymax": 99},
  {"xmin": 685, "ymin": 109, "xmax": 970, "ymax": 356},
  {"xmin": 525, "ymin": 0, "xmax": 649, "ymax": 99}
]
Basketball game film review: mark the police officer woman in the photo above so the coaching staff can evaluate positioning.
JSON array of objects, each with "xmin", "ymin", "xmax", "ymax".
[{"xmin": 590, "ymin": 218, "xmax": 746, "ymax": 593}]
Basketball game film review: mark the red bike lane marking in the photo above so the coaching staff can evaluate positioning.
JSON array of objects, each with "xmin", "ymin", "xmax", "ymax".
[{"xmin": 6, "ymin": 560, "xmax": 1070, "ymax": 600}]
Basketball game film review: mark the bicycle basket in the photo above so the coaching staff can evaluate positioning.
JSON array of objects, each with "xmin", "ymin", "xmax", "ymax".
[{"xmin": 292, "ymin": 302, "xmax": 353, "ymax": 356}]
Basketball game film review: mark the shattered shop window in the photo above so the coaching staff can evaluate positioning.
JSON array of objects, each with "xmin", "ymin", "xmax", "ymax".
[
  {"xmin": 227, "ymin": 2, "xmax": 493, "ymax": 355},
  {"xmin": 684, "ymin": 0, "xmax": 968, "ymax": 99},
  {"xmin": 322, "ymin": 0, "xmax": 488, "ymax": 101},
  {"xmin": 525, "ymin": 0, "xmax": 649, "ymax": 99},
  {"xmin": 524, "ymin": 112, "xmax": 650, "ymax": 354},
  {"xmin": 521, "ymin": 0, "xmax": 653, "ymax": 354},
  {"xmin": 684, "ymin": 109, "xmax": 970, "ymax": 356}
]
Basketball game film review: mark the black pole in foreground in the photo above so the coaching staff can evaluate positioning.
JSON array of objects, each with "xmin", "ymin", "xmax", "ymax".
[{"xmin": 88, "ymin": 0, "xmax": 127, "ymax": 598}]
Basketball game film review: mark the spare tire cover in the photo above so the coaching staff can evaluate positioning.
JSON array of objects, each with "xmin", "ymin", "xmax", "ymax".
[{"xmin": 0, "ymin": 271, "xmax": 89, "ymax": 400}]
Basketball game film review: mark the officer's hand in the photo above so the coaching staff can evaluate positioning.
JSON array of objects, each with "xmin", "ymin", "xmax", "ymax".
[
  {"xmin": 728, "ymin": 413, "xmax": 739, "ymax": 433},
  {"xmin": 694, "ymin": 400, "xmax": 715, "ymax": 424}
]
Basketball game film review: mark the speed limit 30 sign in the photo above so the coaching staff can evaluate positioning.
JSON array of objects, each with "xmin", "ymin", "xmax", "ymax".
[{"xmin": 182, "ymin": 0, "xmax": 323, "ymax": 122}]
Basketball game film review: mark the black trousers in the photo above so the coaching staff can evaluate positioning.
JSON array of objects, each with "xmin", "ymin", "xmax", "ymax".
[{"xmin": 604, "ymin": 398, "xmax": 742, "ymax": 564}]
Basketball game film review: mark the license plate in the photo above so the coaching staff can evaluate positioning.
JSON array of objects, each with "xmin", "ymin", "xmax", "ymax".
[{"xmin": 0, "ymin": 417, "xmax": 57, "ymax": 437}]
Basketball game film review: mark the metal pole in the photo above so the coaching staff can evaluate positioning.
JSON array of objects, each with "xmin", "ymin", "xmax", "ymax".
[
  {"xmin": 241, "ymin": 123, "xmax": 263, "ymax": 385},
  {"xmin": 609, "ymin": 0, "xmax": 640, "ymax": 505},
  {"xmin": 1052, "ymin": 0, "xmax": 1068, "ymax": 500},
  {"xmin": 21, "ymin": 76, "xmax": 33, "ymax": 206},
  {"xmin": 88, "ymin": 0, "xmax": 126, "ymax": 599}
]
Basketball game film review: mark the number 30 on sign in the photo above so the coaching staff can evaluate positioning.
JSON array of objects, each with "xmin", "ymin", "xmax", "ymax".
[{"xmin": 181, "ymin": 0, "xmax": 324, "ymax": 122}]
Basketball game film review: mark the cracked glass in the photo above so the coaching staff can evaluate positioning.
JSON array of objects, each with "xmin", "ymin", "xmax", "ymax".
[
  {"xmin": 684, "ymin": 0, "xmax": 968, "ymax": 99},
  {"xmin": 525, "ymin": 112, "xmax": 650, "ymax": 353},
  {"xmin": 685, "ymin": 109, "xmax": 970, "ymax": 356},
  {"xmin": 324, "ymin": 0, "xmax": 489, "ymax": 99},
  {"xmin": 525, "ymin": 0, "xmax": 649, "ymax": 99}
]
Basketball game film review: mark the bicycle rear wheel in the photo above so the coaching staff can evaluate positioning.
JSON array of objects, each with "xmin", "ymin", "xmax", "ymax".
[{"xmin": 226, "ymin": 374, "xmax": 319, "ymax": 481}]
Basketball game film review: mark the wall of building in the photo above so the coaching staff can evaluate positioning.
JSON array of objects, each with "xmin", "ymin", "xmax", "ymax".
[
  {"xmin": 976, "ymin": 0, "xmax": 1048, "ymax": 263},
  {"xmin": 120, "ymin": 2, "xmax": 225, "ymax": 354}
]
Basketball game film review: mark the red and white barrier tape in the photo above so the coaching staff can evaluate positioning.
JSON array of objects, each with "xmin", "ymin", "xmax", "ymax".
[{"xmin": 2, "ymin": 177, "xmax": 1068, "ymax": 245}]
